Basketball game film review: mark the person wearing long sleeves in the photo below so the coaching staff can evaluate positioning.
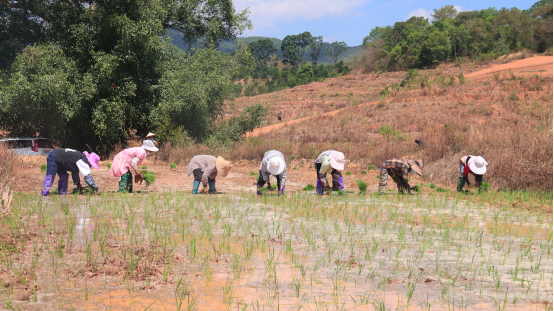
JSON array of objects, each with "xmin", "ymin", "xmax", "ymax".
[
  {"xmin": 187, "ymin": 155, "xmax": 232, "ymax": 194},
  {"xmin": 109, "ymin": 140, "xmax": 158, "ymax": 193},
  {"xmin": 315, "ymin": 150, "xmax": 346, "ymax": 195},
  {"xmin": 257, "ymin": 150, "xmax": 287, "ymax": 196},
  {"xmin": 379, "ymin": 159, "xmax": 423, "ymax": 195},
  {"xmin": 41, "ymin": 149, "xmax": 101, "ymax": 196},
  {"xmin": 457, "ymin": 155, "xmax": 488, "ymax": 193}
]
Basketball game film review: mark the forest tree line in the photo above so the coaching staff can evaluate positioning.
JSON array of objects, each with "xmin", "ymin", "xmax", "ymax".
[{"xmin": 362, "ymin": 1, "xmax": 553, "ymax": 72}]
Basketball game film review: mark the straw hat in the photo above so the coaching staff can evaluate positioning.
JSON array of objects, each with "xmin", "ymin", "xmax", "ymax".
[
  {"xmin": 267, "ymin": 156, "xmax": 285, "ymax": 175},
  {"xmin": 216, "ymin": 156, "xmax": 232, "ymax": 178},
  {"xmin": 141, "ymin": 140, "xmax": 159, "ymax": 152},
  {"xmin": 409, "ymin": 159, "xmax": 423, "ymax": 176},
  {"xmin": 329, "ymin": 151, "xmax": 345, "ymax": 171},
  {"xmin": 468, "ymin": 156, "xmax": 487, "ymax": 175},
  {"xmin": 146, "ymin": 132, "xmax": 156, "ymax": 138},
  {"xmin": 83, "ymin": 151, "xmax": 100, "ymax": 170}
]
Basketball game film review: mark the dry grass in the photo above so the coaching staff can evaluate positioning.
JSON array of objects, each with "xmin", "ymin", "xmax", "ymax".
[{"xmin": 0, "ymin": 145, "xmax": 19, "ymax": 215}]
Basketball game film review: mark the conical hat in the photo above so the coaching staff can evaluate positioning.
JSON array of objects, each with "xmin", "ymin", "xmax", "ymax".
[{"xmin": 216, "ymin": 156, "xmax": 232, "ymax": 178}]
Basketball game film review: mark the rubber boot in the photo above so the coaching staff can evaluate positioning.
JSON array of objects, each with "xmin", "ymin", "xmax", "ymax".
[
  {"xmin": 192, "ymin": 181, "xmax": 200, "ymax": 194},
  {"xmin": 58, "ymin": 173, "xmax": 69, "ymax": 195},
  {"xmin": 208, "ymin": 181, "xmax": 217, "ymax": 194},
  {"xmin": 42, "ymin": 175, "xmax": 55, "ymax": 196},
  {"xmin": 316, "ymin": 179, "xmax": 324, "ymax": 195},
  {"xmin": 456, "ymin": 173, "xmax": 465, "ymax": 192},
  {"xmin": 337, "ymin": 177, "xmax": 346, "ymax": 194}
]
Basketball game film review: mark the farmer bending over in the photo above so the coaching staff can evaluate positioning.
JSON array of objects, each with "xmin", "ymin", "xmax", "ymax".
[
  {"xmin": 109, "ymin": 140, "xmax": 158, "ymax": 193},
  {"xmin": 457, "ymin": 155, "xmax": 488, "ymax": 193},
  {"xmin": 187, "ymin": 155, "xmax": 232, "ymax": 194},
  {"xmin": 257, "ymin": 150, "xmax": 287, "ymax": 196},
  {"xmin": 379, "ymin": 159, "xmax": 423, "ymax": 195},
  {"xmin": 315, "ymin": 150, "xmax": 346, "ymax": 195},
  {"xmin": 42, "ymin": 149, "xmax": 101, "ymax": 196}
]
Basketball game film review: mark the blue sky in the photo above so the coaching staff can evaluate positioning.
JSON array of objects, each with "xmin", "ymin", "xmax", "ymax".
[{"xmin": 233, "ymin": 0, "xmax": 539, "ymax": 46}]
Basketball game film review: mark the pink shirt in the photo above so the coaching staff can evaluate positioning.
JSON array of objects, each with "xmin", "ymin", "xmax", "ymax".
[{"xmin": 109, "ymin": 147, "xmax": 147, "ymax": 177}]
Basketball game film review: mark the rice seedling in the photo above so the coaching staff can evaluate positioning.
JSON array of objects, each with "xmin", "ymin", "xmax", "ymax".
[{"xmin": 0, "ymin": 188, "xmax": 549, "ymax": 310}]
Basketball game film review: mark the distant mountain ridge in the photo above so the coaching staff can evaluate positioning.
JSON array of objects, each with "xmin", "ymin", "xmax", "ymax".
[{"xmin": 168, "ymin": 30, "xmax": 363, "ymax": 65}]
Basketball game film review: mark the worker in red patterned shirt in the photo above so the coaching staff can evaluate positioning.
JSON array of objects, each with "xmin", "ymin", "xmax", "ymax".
[
  {"xmin": 379, "ymin": 159, "xmax": 423, "ymax": 195},
  {"xmin": 457, "ymin": 155, "xmax": 488, "ymax": 193}
]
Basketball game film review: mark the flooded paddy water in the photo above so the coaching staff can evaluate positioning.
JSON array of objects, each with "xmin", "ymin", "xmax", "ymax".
[{"xmin": 0, "ymin": 192, "xmax": 552, "ymax": 310}]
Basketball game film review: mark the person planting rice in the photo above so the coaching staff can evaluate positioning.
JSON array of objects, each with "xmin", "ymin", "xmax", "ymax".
[
  {"xmin": 109, "ymin": 140, "xmax": 158, "ymax": 193},
  {"xmin": 146, "ymin": 132, "xmax": 158, "ymax": 146},
  {"xmin": 315, "ymin": 150, "xmax": 346, "ymax": 195},
  {"xmin": 379, "ymin": 159, "xmax": 423, "ymax": 195},
  {"xmin": 457, "ymin": 155, "xmax": 488, "ymax": 193},
  {"xmin": 257, "ymin": 150, "xmax": 287, "ymax": 196},
  {"xmin": 186, "ymin": 155, "xmax": 232, "ymax": 194},
  {"xmin": 41, "ymin": 149, "xmax": 101, "ymax": 196}
]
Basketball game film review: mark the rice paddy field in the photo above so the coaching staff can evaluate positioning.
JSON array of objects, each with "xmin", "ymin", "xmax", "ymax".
[{"xmin": 0, "ymin": 191, "xmax": 552, "ymax": 310}]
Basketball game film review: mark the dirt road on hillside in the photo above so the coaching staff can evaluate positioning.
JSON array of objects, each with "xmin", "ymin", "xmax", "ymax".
[{"xmin": 465, "ymin": 56, "xmax": 552, "ymax": 80}]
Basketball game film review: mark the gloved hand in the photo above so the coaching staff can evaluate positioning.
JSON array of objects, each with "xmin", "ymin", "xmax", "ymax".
[
  {"xmin": 76, "ymin": 182, "xmax": 84, "ymax": 192},
  {"xmin": 278, "ymin": 187, "xmax": 285, "ymax": 196},
  {"xmin": 95, "ymin": 187, "xmax": 101, "ymax": 195},
  {"xmin": 267, "ymin": 182, "xmax": 274, "ymax": 191},
  {"xmin": 203, "ymin": 187, "xmax": 208, "ymax": 194}
]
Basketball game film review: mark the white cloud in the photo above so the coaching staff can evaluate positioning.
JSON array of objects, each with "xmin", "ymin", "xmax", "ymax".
[
  {"xmin": 454, "ymin": 5, "xmax": 463, "ymax": 13},
  {"xmin": 406, "ymin": 8, "xmax": 432, "ymax": 20},
  {"xmin": 234, "ymin": 0, "xmax": 370, "ymax": 31}
]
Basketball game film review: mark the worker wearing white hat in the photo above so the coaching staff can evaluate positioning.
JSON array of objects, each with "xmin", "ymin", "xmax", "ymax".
[
  {"xmin": 257, "ymin": 150, "xmax": 287, "ymax": 196},
  {"xmin": 146, "ymin": 132, "xmax": 158, "ymax": 146},
  {"xmin": 457, "ymin": 155, "xmax": 488, "ymax": 193}
]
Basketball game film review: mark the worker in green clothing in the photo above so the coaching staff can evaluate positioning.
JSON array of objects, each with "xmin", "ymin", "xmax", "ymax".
[{"xmin": 457, "ymin": 155, "xmax": 488, "ymax": 193}]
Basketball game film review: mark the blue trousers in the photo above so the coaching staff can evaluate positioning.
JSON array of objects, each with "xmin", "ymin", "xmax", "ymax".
[{"xmin": 42, "ymin": 150, "xmax": 69, "ymax": 196}]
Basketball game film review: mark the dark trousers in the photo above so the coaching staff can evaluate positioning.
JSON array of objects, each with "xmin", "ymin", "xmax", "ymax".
[
  {"xmin": 42, "ymin": 150, "xmax": 69, "ymax": 195},
  {"xmin": 193, "ymin": 168, "xmax": 215, "ymax": 183},
  {"xmin": 257, "ymin": 170, "xmax": 281, "ymax": 189},
  {"xmin": 315, "ymin": 162, "xmax": 342, "ymax": 190}
]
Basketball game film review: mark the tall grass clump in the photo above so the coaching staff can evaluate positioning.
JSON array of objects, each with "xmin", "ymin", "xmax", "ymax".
[{"xmin": 0, "ymin": 145, "xmax": 19, "ymax": 214}]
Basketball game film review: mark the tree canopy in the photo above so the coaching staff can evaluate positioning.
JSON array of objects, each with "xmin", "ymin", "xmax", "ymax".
[
  {"xmin": 0, "ymin": 0, "xmax": 260, "ymax": 152},
  {"xmin": 281, "ymin": 31, "xmax": 312, "ymax": 68},
  {"xmin": 362, "ymin": 2, "xmax": 553, "ymax": 72}
]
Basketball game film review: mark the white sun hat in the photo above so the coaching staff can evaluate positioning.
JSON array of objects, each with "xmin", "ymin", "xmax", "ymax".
[
  {"xmin": 146, "ymin": 132, "xmax": 156, "ymax": 138},
  {"xmin": 142, "ymin": 140, "xmax": 159, "ymax": 152},
  {"xmin": 267, "ymin": 156, "xmax": 285, "ymax": 175},
  {"xmin": 329, "ymin": 151, "xmax": 345, "ymax": 171},
  {"xmin": 469, "ymin": 156, "xmax": 488, "ymax": 175}
]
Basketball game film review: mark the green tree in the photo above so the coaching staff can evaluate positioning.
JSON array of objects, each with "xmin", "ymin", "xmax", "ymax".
[
  {"xmin": 421, "ymin": 30, "xmax": 451, "ymax": 65},
  {"xmin": 326, "ymin": 41, "xmax": 348, "ymax": 64},
  {"xmin": 432, "ymin": 5, "xmax": 459, "ymax": 21},
  {"xmin": 281, "ymin": 31, "xmax": 312, "ymax": 68},
  {"xmin": 309, "ymin": 36, "xmax": 324, "ymax": 65},
  {"xmin": 248, "ymin": 39, "xmax": 278, "ymax": 66},
  {"xmin": 0, "ymin": 0, "xmax": 251, "ymax": 152}
]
